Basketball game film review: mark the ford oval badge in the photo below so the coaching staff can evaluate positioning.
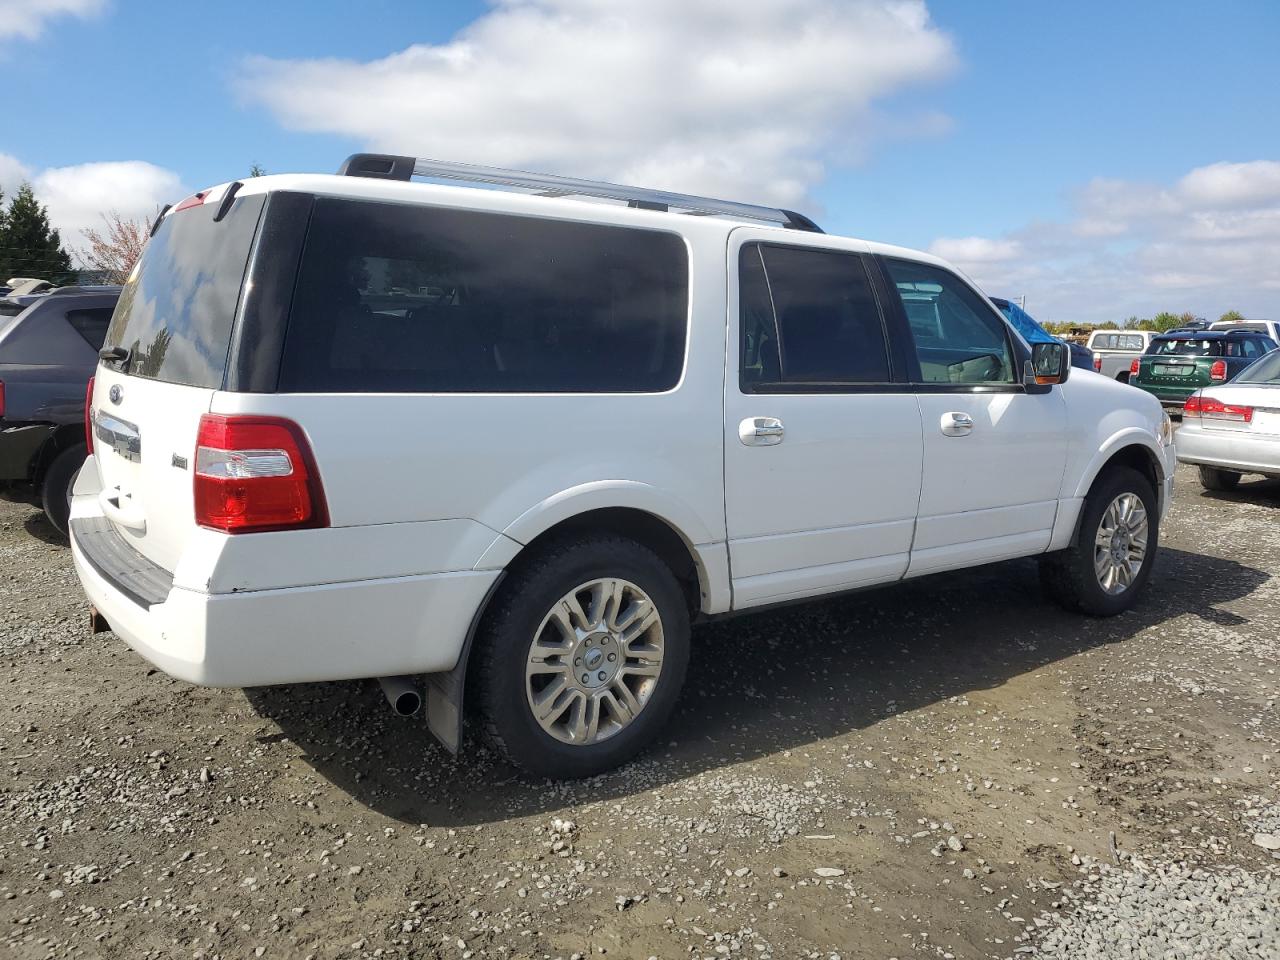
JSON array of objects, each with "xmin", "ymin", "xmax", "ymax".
[{"xmin": 108, "ymin": 384, "xmax": 123, "ymax": 405}]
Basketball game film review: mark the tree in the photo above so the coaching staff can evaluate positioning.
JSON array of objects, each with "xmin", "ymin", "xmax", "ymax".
[
  {"xmin": 0, "ymin": 187, "xmax": 7, "ymax": 279},
  {"xmin": 249, "ymin": 163, "xmax": 267, "ymax": 177},
  {"xmin": 80, "ymin": 211, "xmax": 151, "ymax": 284},
  {"xmin": 1219, "ymin": 309, "xmax": 1245, "ymax": 323},
  {"xmin": 0, "ymin": 183, "xmax": 74, "ymax": 284},
  {"xmin": 1148, "ymin": 311, "xmax": 1185, "ymax": 333}
]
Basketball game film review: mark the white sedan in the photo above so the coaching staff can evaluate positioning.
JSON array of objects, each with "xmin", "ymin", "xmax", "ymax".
[{"xmin": 1178, "ymin": 349, "xmax": 1280, "ymax": 490}]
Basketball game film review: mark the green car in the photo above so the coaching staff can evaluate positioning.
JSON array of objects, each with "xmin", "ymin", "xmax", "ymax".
[{"xmin": 1131, "ymin": 330, "xmax": 1278, "ymax": 408}]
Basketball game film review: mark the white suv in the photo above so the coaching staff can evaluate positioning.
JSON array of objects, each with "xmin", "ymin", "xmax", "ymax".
[{"xmin": 71, "ymin": 154, "xmax": 1176, "ymax": 778}]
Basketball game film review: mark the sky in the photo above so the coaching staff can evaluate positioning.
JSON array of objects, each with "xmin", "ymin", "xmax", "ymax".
[{"xmin": 2, "ymin": 0, "xmax": 1278, "ymax": 324}]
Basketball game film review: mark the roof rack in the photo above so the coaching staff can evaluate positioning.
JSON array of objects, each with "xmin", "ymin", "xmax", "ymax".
[{"xmin": 337, "ymin": 153, "xmax": 823, "ymax": 233}]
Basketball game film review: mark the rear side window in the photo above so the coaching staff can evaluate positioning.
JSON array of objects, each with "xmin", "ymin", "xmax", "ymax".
[
  {"xmin": 277, "ymin": 199, "xmax": 689, "ymax": 393},
  {"xmin": 883, "ymin": 258, "xmax": 1014, "ymax": 384},
  {"xmin": 65, "ymin": 307, "xmax": 114, "ymax": 350},
  {"xmin": 739, "ymin": 242, "xmax": 890, "ymax": 388},
  {"xmin": 104, "ymin": 194, "xmax": 266, "ymax": 387}
]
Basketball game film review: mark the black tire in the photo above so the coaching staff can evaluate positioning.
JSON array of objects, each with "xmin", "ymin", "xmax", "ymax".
[
  {"xmin": 1039, "ymin": 465, "xmax": 1158, "ymax": 617},
  {"xmin": 472, "ymin": 534, "xmax": 690, "ymax": 779},
  {"xmin": 40, "ymin": 445, "xmax": 86, "ymax": 536},
  {"xmin": 1198, "ymin": 465, "xmax": 1241, "ymax": 492}
]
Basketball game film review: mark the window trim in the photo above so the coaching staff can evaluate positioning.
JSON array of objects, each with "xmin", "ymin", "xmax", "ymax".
[{"xmin": 736, "ymin": 240, "xmax": 905, "ymax": 395}]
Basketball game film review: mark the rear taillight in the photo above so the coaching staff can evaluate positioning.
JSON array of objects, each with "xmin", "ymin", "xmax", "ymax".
[
  {"xmin": 1093, "ymin": 355, "xmax": 1102, "ymax": 372},
  {"xmin": 84, "ymin": 377, "xmax": 94, "ymax": 455},
  {"xmin": 1209, "ymin": 359, "xmax": 1227, "ymax": 381},
  {"xmin": 1183, "ymin": 394, "xmax": 1252, "ymax": 422},
  {"xmin": 1130, "ymin": 358, "xmax": 1140, "ymax": 376},
  {"xmin": 193, "ymin": 414, "xmax": 328, "ymax": 533}
]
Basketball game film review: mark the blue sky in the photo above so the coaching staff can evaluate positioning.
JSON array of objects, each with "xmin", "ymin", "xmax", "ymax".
[{"xmin": 3, "ymin": 0, "xmax": 1279, "ymax": 323}]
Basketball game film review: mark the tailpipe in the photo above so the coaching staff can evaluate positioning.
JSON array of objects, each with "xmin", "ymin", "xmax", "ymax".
[{"xmin": 378, "ymin": 676, "xmax": 422, "ymax": 717}]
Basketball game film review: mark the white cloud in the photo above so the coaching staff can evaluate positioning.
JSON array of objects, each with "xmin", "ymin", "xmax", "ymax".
[
  {"xmin": 929, "ymin": 160, "xmax": 1280, "ymax": 325},
  {"xmin": 0, "ymin": 152, "xmax": 31, "ymax": 194},
  {"xmin": 0, "ymin": 0, "xmax": 105, "ymax": 41},
  {"xmin": 33, "ymin": 160, "xmax": 185, "ymax": 239},
  {"xmin": 237, "ymin": 0, "xmax": 957, "ymax": 207}
]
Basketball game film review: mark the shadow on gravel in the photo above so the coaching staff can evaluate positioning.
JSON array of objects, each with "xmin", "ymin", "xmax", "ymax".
[
  {"xmin": 245, "ymin": 545, "xmax": 1268, "ymax": 827},
  {"xmin": 23, "ymin": 512, "xmax": 68, "ymax": 546},
  {"xmin": 1193, "ymin": 476, "xmax": 1280, "ymax": 509}
]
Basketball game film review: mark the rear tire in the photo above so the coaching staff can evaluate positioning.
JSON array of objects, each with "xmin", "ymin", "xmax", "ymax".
[
  {"xmin": 1198, "ymin": 466, "xmax": 1241, "ymax": 492},
  {"xmin": 473, "ymin": 534, "xmax": 690, "ymax": 779},
  {"xmin": 1039, "ymin": 465, "xmax": 1158, "ymax": 617},
  {"xmin": 41, "ymin": 445, "xmax": 86, "ymax": 536}
]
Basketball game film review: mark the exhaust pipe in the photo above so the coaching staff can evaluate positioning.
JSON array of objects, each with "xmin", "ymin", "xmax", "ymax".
[{"xmin": 378, "ymin": 676, "xmax": 422, "ymax": 717}]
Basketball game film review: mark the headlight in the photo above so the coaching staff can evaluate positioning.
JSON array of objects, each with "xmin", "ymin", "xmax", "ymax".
[{"xmin": 1158, "ymin": 411, "xmax": 1174, "ymax": 446}]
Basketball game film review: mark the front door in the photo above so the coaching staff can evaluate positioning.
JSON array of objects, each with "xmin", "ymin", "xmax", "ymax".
[
  {"xmin": 878, "ymin": 256, "xmax": 1067, "ymax": 576},
  {"xmin": 722, "ymin": 232, "xmax": 923, "ymax": 608}
]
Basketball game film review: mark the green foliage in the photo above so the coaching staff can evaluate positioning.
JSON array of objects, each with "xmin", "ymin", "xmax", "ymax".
[
  {"xmin": 1148, "ymin": 312, "xmax": 1187, "ymax": 332},
  {"xmin": 0, "ymin": 183, "xmax": 75, "ymax": 284},
  {"xmin": 249, "ymin": 163, "xmax": 267, "ymax": 177},
  {"xmin": 1218, "ymin": 309, "xmax": 1244, "ymax": 323}
]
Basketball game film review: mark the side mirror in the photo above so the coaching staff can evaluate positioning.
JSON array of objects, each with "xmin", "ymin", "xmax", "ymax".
[{"xmin": 1025, "ymin": 341, "xmax": 1070, "ymax": 388}]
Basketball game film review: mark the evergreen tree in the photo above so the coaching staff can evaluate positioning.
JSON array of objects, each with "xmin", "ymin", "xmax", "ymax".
[
  {"xmin": 0, "ymin": 187, "xmax": 8, "ymax": 280},
  {"xmin": 1, "ymin": 183, "xmax": 75, "ymax": 284}
]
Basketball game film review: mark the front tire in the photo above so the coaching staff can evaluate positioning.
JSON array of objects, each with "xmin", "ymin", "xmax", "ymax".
[
  {"xmin": 1198, "ymin": 466, "xmax": 1241, "ymax": 492},
  {"xmin": 41, "ymin": 445, "xmax": 86, "ymax": 536},
  {"xmin": 1040, "ymin": 466, "xmax": 1158, "ymax": 617},
  {"xmin": 473, "ymin": 534, "xmax": 690, "ymax": 779}
]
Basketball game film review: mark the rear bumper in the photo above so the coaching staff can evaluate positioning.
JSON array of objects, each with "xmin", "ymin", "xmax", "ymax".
[
  {"xmin": 1176, "ymin": 425, "xmax": 1280, "ymax": 477},
  {"xmin": 69, "ymin": 506, "xmax": 501, "ymax": 688}
]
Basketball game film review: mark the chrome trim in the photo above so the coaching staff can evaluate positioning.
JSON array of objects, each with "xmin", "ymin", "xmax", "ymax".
[{"xmin": 94, "ymin": 411, "xmax": 142, "ymax": 463}]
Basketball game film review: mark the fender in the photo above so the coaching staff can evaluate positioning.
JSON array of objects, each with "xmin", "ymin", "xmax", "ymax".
[{"xmin": 1071, "ymin": 427, "xmax": 1168, "ymax": 502}]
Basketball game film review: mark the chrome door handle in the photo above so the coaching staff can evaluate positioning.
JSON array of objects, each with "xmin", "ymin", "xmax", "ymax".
[
  {"xmin": 941, "ymin": 411, "xmax": 974, "ymax": 437},
  {"xmin": 739, "ymin": 417, "xmax": 785, "ymax": 446}
]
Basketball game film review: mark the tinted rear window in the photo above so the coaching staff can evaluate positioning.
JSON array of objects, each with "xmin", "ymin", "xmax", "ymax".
[
  {"xmin": 65, "ymin": 307, "xmax": 114, "ymax": 350},
  {"xmin": 104, "ymin": 194, "xmax": 265, "ymax": 387},
  {"xmin": 277, "ymin": 199, "xmax": 689, "ymax": 393},
  {"xmin": 1150, "ymin": 338, "xmax": 1222, "ymax": 357}
]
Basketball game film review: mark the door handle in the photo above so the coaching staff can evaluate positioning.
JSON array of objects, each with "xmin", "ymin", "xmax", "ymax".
[
  {"xmin": 739, "ymin": 417, "xmax": 785, "ymax": 446},
  {"xmin": 941, "ymin": 411, "xmax": 974, "ymax": 437}
]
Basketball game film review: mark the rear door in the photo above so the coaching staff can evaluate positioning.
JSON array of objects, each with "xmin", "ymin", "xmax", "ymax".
[
  {"xmin": 722, "ymin": 232, "xmax": 923, "ymax": 608},
  {"xmin": 878, "ymin": 256, "xmax": 1067, "ymax": 576},
  {"xmin": 91, "ymin": 189, "xmax": 265, "ymax": 571}
]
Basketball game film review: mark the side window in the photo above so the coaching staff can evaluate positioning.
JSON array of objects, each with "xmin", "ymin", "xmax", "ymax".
[
  {"xmin": 64, "ymin": 307, "xmax": 114, "ymax": 350},
  {"xmin": 279, "ymin": 199, "xmax": 689, "ymax": 393},
  {"xmin": 883, "ymin": 258, "xmax": 1015, "ymax": 385},
  {"xmin": 739, "ymin": 242, "xmax": 890, "ymax": 388}
]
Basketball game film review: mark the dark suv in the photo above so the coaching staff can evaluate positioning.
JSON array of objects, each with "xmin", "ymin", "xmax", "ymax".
[
  {"xmin": 1131, "ymin": 330, "xmax": 1278, "ymax": 408},
  {"xmin": 0, "ymin": 287, "xmax": 120, "ymax": 532}
]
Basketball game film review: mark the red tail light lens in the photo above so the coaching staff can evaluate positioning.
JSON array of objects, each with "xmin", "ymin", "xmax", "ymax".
[
  {"xmin": 1209, "ymin": 359, "xmax": 1227, "ymax": 381},
  {"xmin": 1093, "ymin": 355, "xmax": 1102, "ymax": 371},
  {"xmin": 1184, "ymin": 394, "xmax": 1252, "ymax": 422},
  {"xmin": 194, "ymin": 415, "xmax": 328, "ymax": 533},
  {"xmin": 84, "ymin": 377, "xmax": 94, "ymax": 455},
  {"xmin": 1130, "ymin": 358, "xmax": 1140, "ymax": 376}
]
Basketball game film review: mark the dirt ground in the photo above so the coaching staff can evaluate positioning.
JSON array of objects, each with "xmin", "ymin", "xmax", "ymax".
[{"xmin": 2, "ymin": 464, "xmax": 1277, "ymax": 960}]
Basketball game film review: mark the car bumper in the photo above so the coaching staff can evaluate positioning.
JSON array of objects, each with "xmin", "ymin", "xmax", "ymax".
[
  {"xmin": 70, "ymin": 513, "xmax": 501, "ymax": 689},
  {"xmin": 1176, "ymin": 424, "xmax": 1280, "ymax": 477}
]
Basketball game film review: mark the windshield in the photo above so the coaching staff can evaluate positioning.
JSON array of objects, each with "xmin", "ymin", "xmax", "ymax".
[
  {"xmin": 104, "ymin": 193, "xmax": 264, "ymax": 387},
  {"xmin": 1236, "ymin": 350, "xmax": 1280, "ymax": 384},
  {"xmin": 1150, "ymin": 338, "xmax": 1220, "ymax": 357}
]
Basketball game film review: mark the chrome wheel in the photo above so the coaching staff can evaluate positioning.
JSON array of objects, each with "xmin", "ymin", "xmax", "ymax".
[
  {"xmin": 525, "ymin": 577, "xmax": 664, "ymax": 746},
  {"xmin": 1093, "ymin": 492, "xmax": 1148, "ymax": 595}
]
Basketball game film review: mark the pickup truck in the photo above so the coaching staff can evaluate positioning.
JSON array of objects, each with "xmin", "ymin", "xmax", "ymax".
[{"xmin": 1087, "ymin": 329, "xmax": 1155, "ymax": 382}]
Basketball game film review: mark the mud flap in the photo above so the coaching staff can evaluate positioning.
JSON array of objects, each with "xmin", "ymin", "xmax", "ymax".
[{"xmin": 423, "ymin": 572, "xmax": 505, "ymax": 755}]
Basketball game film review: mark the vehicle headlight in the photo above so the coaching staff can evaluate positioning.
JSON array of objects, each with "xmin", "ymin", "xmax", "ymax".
[{"xmin": 1158, "ymin": 411, "xmax": 1174, "ymax": 446}]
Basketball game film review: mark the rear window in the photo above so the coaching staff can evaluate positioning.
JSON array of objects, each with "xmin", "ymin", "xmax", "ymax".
[
  {"xmin": 65, "ymin": 307, "xmax": 114, "ymax": 350},
  {"xmin": 104, "ymin": 194, "xmax": 265, "ymax": 387},
  {"xmin": 276, "ymin": 199, "xmax": 689, "ymax": 394},
  {"xmin": 1150, "ymin": 338, "xmax": 1221, "ymax": 357}
]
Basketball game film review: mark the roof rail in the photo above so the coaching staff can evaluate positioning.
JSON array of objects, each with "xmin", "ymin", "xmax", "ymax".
[{"xmin": 337, "ymin": 153, "xmax": 823, "ymax": 233}]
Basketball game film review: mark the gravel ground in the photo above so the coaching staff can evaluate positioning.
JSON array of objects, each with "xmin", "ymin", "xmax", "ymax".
[{"xmin": 1, "ymin": 464, "xmax": 1278, "ymax": 959}]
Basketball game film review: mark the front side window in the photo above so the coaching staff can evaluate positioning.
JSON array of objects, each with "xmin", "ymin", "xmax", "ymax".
[
  {"xmin": 278, "ymin": 199, "xmax": 689, "ymax": 393},
  {"xmin": 739, "ymin": 243, "xmax": 890, "ymax": 389},
  {"xmin": 884, "ymin": 258, "xmax": 1014, "ymax": 384}
]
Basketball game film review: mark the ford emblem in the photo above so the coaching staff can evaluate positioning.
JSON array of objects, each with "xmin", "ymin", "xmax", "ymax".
[{"xmin": 108, "ymin": 384, "xmax": 123, "ymax": 405}]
